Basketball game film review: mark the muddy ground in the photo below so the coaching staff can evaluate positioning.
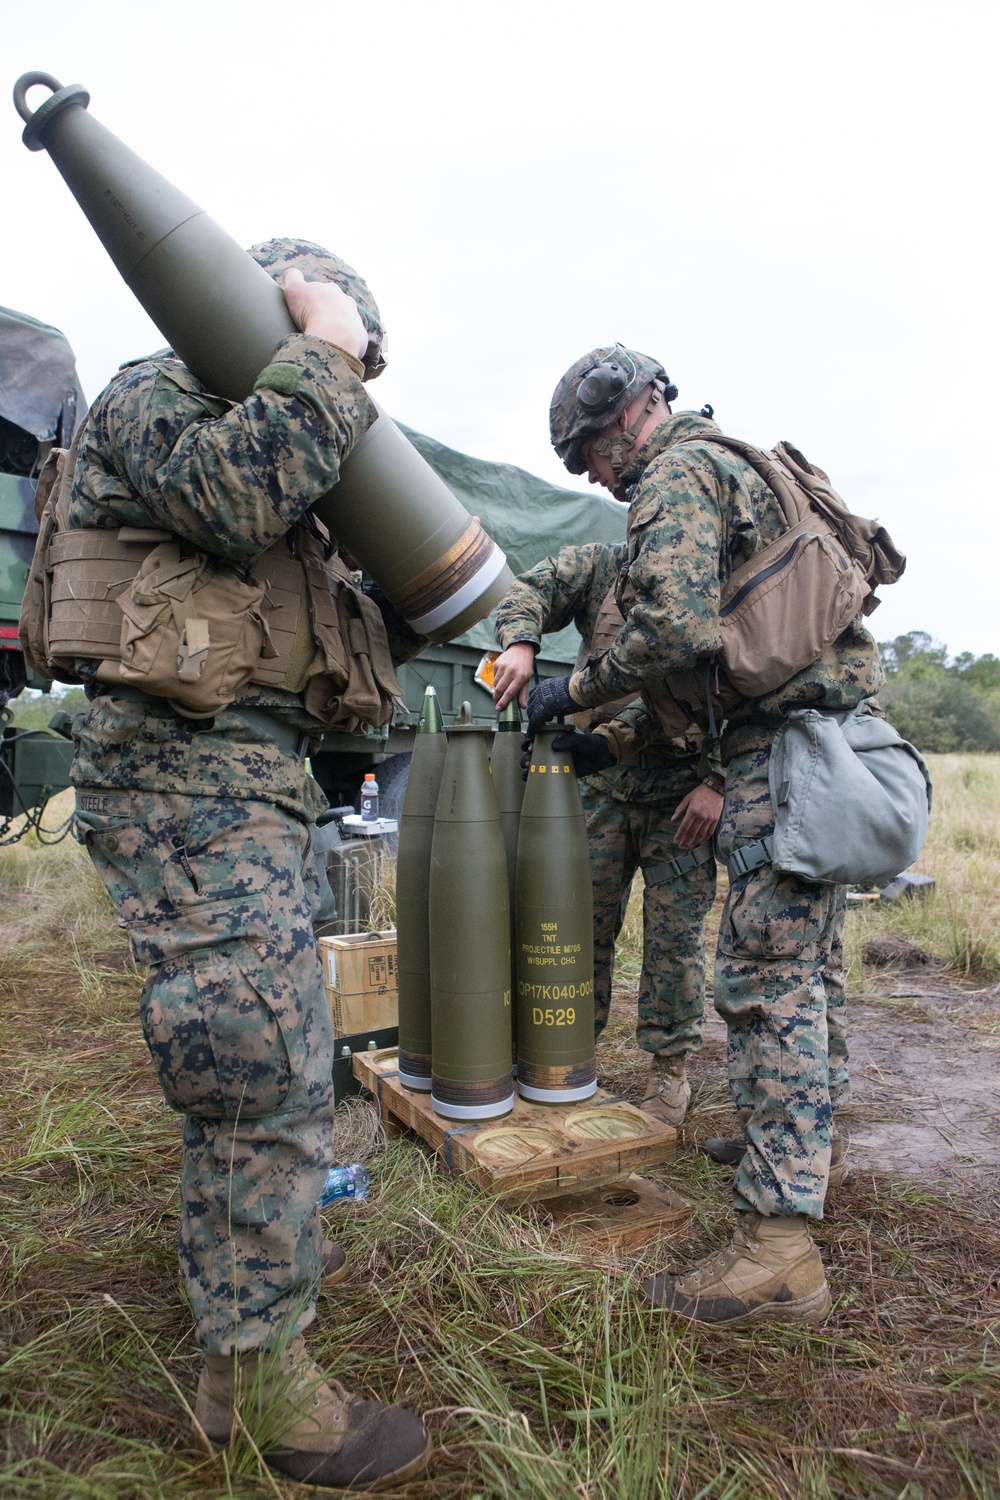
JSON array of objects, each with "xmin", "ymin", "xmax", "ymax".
[{"xmin": 605, "ymin": 970, "xmax": 1000, "ymax": 1199}]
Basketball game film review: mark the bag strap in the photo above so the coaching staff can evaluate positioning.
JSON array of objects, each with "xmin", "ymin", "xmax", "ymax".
[
  {"xmin": 645, "ymin": 841, "xmax": 715, "ymax": 886},
  {"xmin": 726, "ymin": 836, "xmax": 773, "ymax": 882},
  {"xmin": 680, "ymin": 430, "xmax": 905, "ymax": 593},
  {"xmin": 680, "ymin": 432, "xmax": 811, "ymax": 532}
]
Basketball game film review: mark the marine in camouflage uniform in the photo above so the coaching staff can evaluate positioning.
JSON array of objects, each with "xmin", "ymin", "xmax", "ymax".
[
  {"xmin": 494, "ymin": 542, "xmax": 719, "ymax": 1077},
  {"xmin": 534, "ymin": 346, "xmax": 883, "ymax": 1325},
  {"xmin": 63, "ymin": 242, "xmax": 431, "ymax": 1484}
]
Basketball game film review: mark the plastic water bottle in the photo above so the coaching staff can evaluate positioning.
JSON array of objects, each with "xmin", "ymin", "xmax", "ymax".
[
  {"xmin": 360, "ymin": 773, "xmax": 380, "ymax": 822},
  {"xmin": 320, "ymin": 1163, "xmax": 371, "ymax": 1206}
]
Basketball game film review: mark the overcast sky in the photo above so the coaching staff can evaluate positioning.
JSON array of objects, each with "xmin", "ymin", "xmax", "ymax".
[{"xmin": 3, "ymin": 0, "xmax": 997, "ymax": 656}]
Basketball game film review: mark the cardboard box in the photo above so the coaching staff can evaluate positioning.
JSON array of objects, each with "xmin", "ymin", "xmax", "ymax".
[{"xmin": 319, "ymin": 929, "xmax": 398, "ymax": 1036}]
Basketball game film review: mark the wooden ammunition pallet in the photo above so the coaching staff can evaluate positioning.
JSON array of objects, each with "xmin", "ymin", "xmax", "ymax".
[
  {"xmin": 539, "ymin": 1174, "xmax": 692, "ymax": 1250},
  {"xmin": 352, "ymin": 1047, "xmax": 677, "ymax": 1200}
]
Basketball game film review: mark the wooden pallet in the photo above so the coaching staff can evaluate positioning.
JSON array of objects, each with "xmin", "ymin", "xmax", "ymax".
[
  {"xmin": 537, "ymin": 1174, "xmax": 691, "ymax": 1251},
  {"xmin": 352, "ymin": 1047, "xmax": 677, "ymax": 1200}
]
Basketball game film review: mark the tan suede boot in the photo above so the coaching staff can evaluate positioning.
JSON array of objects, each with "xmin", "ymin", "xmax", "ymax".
[
  {"xmin": 701, "ymin": 1125, "xmax": 849, "ymax": 1189},
  {"xmin": 320, "ymin": 1238, "xmax": 349, "ymax": 1289},
  {"xmin": 194, "ymin": 1334, "xmax": 431, "ymax": 1491},
  {"xmin": 640, "ymin": 1054, "xmax": 691, "ymax": 1126},
  {"xmin": 640, "ymin": 1212, "xmax": 831, "ymax": 1327}
]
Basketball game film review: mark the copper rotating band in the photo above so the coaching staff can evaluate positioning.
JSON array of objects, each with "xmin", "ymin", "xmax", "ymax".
[
  {"xmin": 398, "ymin": 1047, "xmax": 432, "ymax": 1079},
  {"xmin": 431, "ymin": 1073, "xmax": 514, "ymax": 1107},
  {"xmin": 515, "ymin": 1058, "xmax": 597, "ymax": 1092},
  {"xmin": 391, "ymin": 521, "xmax": 494, "ymax": 620}
]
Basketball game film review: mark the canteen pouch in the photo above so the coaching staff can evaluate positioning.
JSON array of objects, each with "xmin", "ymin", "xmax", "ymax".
[
  {"xmin": 768, "ymin": 707, "xmax": 932, "ymax": 886},
  {"xmin": 110, "ymin": 542, "xmax": 272, "ymax": 715}
]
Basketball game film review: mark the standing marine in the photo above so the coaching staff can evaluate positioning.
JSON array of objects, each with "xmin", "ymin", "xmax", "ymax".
[
  {"xmin": 49, "ymin": 242, "xmax": 431, "ymax": 1488},
  {"xmin": 529, "ymin": 344, "xmax": 882, "ymax": 1327},
  {"xmin": 491, "ymin": 541, "xmax": 723, "ymax": 1125}
]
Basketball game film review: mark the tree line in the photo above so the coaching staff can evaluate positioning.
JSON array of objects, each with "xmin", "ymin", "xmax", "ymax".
[
  {"xmin": 879, "ymin": 633, "xmax": 1000, "ymax": 753},
  {"xmin": 8, "ymin": 636, "xmax": 999, "ymax": 754}
]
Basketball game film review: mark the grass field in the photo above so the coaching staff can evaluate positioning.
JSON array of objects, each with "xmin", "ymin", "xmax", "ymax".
[{"xmin": 1, "ymin": 756, "xmax": 998, "ymax": 1498}]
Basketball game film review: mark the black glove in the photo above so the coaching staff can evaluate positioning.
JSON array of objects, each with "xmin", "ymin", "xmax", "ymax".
[
  {"xmin": 552, "ymin": 730, "xmax": 617, "ymax": 777},
  {"xmin": 525, "ymin": 674, "xmax": 578, "ymax": 736}
]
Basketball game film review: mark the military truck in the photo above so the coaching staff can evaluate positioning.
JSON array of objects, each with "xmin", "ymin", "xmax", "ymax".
[{"xmin": 0, "ymin": 306, "xmax": 627, "ymax": 839}]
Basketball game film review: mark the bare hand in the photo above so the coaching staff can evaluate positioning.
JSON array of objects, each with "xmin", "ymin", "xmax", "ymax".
[
  {"xmin": 670, "ymin": 783, "xmax": 724, "ymax": 851},
  {"xmin": 493, "ymin": 642, "xmax": 536, "ymax": 710},
  {"xmin": 281, "ymin": 268, "xmax": 368, "ymax": 360}
]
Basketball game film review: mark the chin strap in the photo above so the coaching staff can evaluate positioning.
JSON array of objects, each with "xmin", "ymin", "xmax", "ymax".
[{"xmin": 589, "ymin": 378, "xmax": 668, "ymax": 484}]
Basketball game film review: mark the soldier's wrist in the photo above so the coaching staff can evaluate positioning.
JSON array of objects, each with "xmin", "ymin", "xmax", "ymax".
[
  {"xmin": 497, "ymin": 633, "xmax": 540, "ymax": 652},
  {"xmin": 701, "ymin": 772, "xmax": 725, "ymax": 795},
  {"xmin": 270, "ymin": 332, "xmax": 369, "ymax": 387}
]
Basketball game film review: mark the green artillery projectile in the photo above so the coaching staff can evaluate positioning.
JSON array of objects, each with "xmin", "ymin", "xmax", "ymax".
[
  {"xmin": 515, "ymin": 727, "xmax": 596, "ymax": 1103},
  {"xmin": 396, "ymin": 686, "xmax": 447, "ymax": 1091},
  {"xmin": 11, "ymin": 72, "xmax": 512, "ymax": 643},
  {"xmin": 429, "ymin": 704, "xmax": 513, "ymax": 1121},
  {"xmin": 490, "ymin": 698, "xmax": 524, "ymax": 1057}
]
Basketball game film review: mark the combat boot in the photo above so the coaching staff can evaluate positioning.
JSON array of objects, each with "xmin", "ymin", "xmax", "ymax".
[
  {"xmin": 320, "ymin": 1239, "xmax": 349, "ymax": 1289},
  {"xmin": 701, "ymin": 1125, "xmax": 849, "ymax": 1188},
  {"xmin": 640, "ymin": 1054, "xmax": 691, "ymax": 1126},
  {"xmin": 640, "ymin": 1212, "xmax": 831, "ymax": 1328},
  {"xmin": 194, "ymin": 1334, "xmax": 431, "ymax": 1491}
]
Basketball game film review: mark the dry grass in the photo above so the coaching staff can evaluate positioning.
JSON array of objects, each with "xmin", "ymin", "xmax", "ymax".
[
  {"xmin": 1, "ymin": 763, "xmax": 999, "ymax": 1498},
  {"xmin": 842, "ymin": 755, "xmax": 1000, "ymax": 985}
]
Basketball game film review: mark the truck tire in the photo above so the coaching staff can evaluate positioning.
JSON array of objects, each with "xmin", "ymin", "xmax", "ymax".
[{"xmin": 375, "ymin": 752, "xmax": 411, "ymax": 828}]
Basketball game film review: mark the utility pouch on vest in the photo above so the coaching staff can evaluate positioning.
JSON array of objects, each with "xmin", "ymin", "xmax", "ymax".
[
  {"xmin": 299, "ymin": 546, "xmax": 402, "ymax": 733},
  {"xmin": 19, "ymin": 426, "xmax": 85, "ymax": 682},
  {"xmin": 22, "ymin": 425, "xmax": 402, "ymax": 726},
  {"xmin": 108, "ymin": 541, "xmax": 272, "ymax": 715},
  {"xmin": 767, "ymin": 706, "xmax": 931, "ymax": 886}
]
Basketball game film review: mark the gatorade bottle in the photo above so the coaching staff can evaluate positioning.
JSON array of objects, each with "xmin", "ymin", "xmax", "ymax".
[{"xmin": 360, "ymin": 772, "xmax": 380, "ymax": 822}]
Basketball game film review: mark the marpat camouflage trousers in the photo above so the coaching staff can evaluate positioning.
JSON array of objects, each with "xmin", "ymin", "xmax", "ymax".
[
  {"xmin": 580, "ymin": 770, "xmax": 716, "ymax": 1059},
  {"xmin": 715, "ymin": 748, "xmax": 849, "ymax": 1221},
  {"xmin": 74, "ymin": 784, "xmax": 334, "ymax": 1355}
]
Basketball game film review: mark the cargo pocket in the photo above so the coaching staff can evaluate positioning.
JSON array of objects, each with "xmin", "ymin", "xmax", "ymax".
[
  {"xmin": 153, "ymin": 797, "xmax": 272, "ymax": 958},
  {"xmin": 141, "ymin": 937, "xmax": 294, "ymax": 1120},
  {"xmin": 721, "ymin": 866, "xmax": 830, "ymax": 963},
  {"xmin": 73, "ymin": 788, "xmax": 159, "ymax": 930}
]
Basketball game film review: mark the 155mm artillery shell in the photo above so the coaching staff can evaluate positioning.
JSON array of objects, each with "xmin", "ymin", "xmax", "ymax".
[
  {"xmin": 515, "ymin": 729, "xmax": 596, "ymax": 1103},
  {"xmin": 12, "ymin": 72, "xmax": 512, "ymax": 643},
  {"xmin": 429, "ymin": 705, "xmax": 513, "ymax": 1120},
  {"xmin": 396, "ymin": 686, "xmax": 447, "ymax": 1091},
  {"xmin": 490, "ymin": 699, "xmax": 524, "ymax": 1057}
]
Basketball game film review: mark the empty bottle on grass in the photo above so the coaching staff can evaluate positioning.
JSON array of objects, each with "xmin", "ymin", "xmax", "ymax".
[{"xmin": 320, "ymin": 1163, "xmax": 371, "ymax": 1206}]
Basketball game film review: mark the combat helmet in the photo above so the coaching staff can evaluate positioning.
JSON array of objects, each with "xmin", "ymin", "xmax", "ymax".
[
  {"xmin": 249, "ymin": 238, "xmax": 387, "ymax": 380},
  {"xmin": 549, "ymin": 344, "xmax": 676, "ymax": 475}
]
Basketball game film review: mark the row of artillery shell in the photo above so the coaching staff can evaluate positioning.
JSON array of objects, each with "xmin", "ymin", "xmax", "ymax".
[{"xmin": 396, "ymin": 688, "xmax": 597, "ymax": 1121}]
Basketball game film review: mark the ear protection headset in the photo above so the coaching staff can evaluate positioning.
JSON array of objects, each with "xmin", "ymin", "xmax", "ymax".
[
  {"xmin": 576, "ymin": 348, "xmax": 639, "ymax": 414},
  {"xmin": 576, "ymin": 345, "xmax": 678, "ymax": 416}
]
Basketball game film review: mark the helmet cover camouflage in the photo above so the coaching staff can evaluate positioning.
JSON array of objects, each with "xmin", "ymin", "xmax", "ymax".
[
  {"xmin": 248, "ymin": 237, "xmax": 387, "ymax": 380},
  {"xmin": 549, "ymin": 344, "xmax": 675, "ymax": 474}
]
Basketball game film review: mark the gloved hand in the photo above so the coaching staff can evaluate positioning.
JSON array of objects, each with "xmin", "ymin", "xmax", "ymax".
[
  {"xmin": 553, "ymin": 730, "xmax": 617, "ymax": 777},
  {"xmin": 525, "ymin": 675, "xmax": 578, "ymax": 736}
]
